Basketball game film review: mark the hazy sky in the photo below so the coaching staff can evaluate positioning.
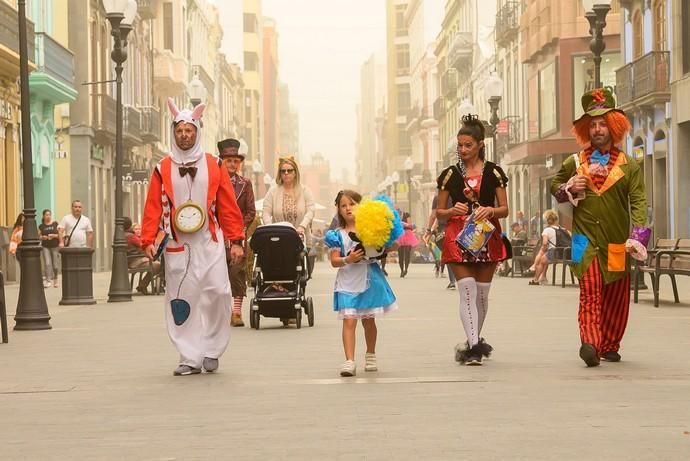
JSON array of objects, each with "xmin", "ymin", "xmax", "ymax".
[{"xmin": 215, "ymin": 0, "xmax": 387, "ymax": 183}]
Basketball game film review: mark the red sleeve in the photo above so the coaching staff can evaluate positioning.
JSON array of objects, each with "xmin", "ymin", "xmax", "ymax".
[
  {"xmin": 216, "ymin": 164, "xmax": 245, "ymax": 241},
  {"xmin": 141, "ymin": 169, "xmax": 163, "ymax": 247},
  {"xmin": 127, "ymin": 233, "xmax": 143, "ymax": 248}
]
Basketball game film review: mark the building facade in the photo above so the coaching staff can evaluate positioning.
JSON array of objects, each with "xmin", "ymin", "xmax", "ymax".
[
  {"xmin": 669, "ymin": 0, "xmax": 690, "ymax": 237},
  {"xmin": 617, "ymin": 0, "xmax": 672, "ymax": 240},
  {"xmin": 501, "ymin": 0, "xmax": 622, "ymax": 232}
]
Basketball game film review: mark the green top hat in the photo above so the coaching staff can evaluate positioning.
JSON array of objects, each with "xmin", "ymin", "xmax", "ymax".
[{"xmin": 574, "ymin": 87, "xmax": 625, "ymax": 124}]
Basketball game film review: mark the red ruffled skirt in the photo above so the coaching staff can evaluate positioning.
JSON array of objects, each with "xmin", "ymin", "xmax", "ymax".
[{"xmin": 442, "ymin": 215, "xmax": 508, "ymax": 264}]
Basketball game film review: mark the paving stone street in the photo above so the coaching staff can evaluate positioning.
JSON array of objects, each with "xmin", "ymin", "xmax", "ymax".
[{"xmin": 1, "ymin": 263, "xmax": 689, "ymax": 460}]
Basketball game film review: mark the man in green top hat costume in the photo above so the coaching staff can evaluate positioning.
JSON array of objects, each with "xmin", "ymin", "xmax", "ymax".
[{"xmin": 551, "ymin": 87, "xmax": 650, "ymax": 367}]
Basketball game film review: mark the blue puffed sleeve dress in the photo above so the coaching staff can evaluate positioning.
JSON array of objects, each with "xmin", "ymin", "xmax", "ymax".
[{"xmin": 324, "ymin": 229, "xmax": 398, "ymax": 320}]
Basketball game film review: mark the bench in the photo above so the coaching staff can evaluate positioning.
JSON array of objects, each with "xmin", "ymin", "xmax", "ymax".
[
  {"xmin": 635, "ymin": 238, "xmax": 690, "ymax": 307},
  {"xmin": 128, "ymin": 255, "xmax": 163, "ymax": 295}
]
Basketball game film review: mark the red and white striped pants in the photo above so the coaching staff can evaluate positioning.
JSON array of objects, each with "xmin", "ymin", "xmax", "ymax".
[{"xmin": 578, "ymin": 257, "xmax": 630, "ymax": 355}]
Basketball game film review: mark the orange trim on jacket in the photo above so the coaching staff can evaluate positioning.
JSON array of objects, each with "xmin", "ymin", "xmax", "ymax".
[{"xmin": 141, "ymin": 153, "xmax": 245, "ymax": 248}]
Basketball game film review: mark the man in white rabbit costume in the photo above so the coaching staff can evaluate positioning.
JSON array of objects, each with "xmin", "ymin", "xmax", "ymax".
[{"xmin": 141, "ymin": 99, "xmax": 245, "ymax": 376}]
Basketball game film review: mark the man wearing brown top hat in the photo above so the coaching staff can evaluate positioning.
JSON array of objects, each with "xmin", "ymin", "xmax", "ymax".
[{"xmin": 218, "ymin": 138, "xmax": 256, "ymax": 326}]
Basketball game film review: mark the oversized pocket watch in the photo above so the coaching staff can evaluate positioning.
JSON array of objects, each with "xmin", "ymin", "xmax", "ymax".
[{"xmin": 174, "ymin": 200, "xmax": 206, "ymax": 233}]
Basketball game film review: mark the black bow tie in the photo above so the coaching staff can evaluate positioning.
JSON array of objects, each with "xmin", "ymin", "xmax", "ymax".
[{"xmin": 179, "ymin": 165, "xmax": 197, "ymax": 178}]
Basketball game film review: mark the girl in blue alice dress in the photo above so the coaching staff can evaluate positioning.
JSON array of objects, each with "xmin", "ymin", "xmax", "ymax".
[{"xmin": 324, "ymin": 190, "xmax": 398, "ymax": 377}]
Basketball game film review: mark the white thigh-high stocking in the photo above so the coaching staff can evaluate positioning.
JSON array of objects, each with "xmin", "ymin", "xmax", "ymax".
[
  {"xmin": 456, "ymin": 277, "xmax": 479, "ymax": 347},
  {"xmin": 476, "ymin": 282, "xmax": 491, "ymax": 335}
]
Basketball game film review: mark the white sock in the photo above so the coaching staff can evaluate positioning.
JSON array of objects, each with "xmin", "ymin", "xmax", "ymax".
[
  {"xmin": 456, "ymin": 277, "xmax": 479, "ymax": 347},
  {"xmin": 476, "ymin": 282, "xmax": 491, "ymax": 336}
]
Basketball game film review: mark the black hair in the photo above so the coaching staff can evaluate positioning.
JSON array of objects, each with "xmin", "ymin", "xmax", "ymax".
[
  {"xmin": 123, "ymin": 216, "xmax": 133, "ymax": 232},
  {"xmin": 217, "ymin": 138, "xmax": 241, "ymax": 153},
  {"xmin": 334, "ymin": 189, "xmax": 362, "ymax": 228},
  {"xmin": 457, "ymin": 115, "xmax": 486, "ymax": 161}
]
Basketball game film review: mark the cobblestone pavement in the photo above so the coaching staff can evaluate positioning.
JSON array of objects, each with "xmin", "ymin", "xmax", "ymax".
[{"xmin": 1, "ymin": 263, "xmax": 689, "ymax": 460}]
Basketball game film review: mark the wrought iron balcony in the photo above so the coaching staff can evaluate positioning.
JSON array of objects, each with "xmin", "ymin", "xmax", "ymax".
[
  {"xmin": 496, "ymin": 116, "xmax": 524, "ymax": 154},
  {"xmin": 140, "ymin": 106, "xmax": 161, "ymax": 143},
  {"xmin": 447, "ymin": 32, "xmax": 472, "ymax": 71},
  {"xmin": 496, "ymin": 1, "xmax": 520, "ymax": 48},
  {"xmin": 616, "ymin": 51, "xmax": 670, "ymax": 109},
  {"xmin": 34, "ymin": 32, "xmax": 74, "ymax": 88},
  {"xmin": 123, "ymin": 105, "xmax": 141, "ymax": 142},
  {"xmin": 92, "ymin": 93, "xmax": 116, "ymax": 136},
  {"xmin": 0, "ymin": 1, "xmax": 35, "ymax": 60}
]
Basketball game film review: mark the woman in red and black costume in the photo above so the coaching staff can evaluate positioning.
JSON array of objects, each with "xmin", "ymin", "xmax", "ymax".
[{"xmin": 436, "ymin": 115, "xmax": 510, "ymax": 366}]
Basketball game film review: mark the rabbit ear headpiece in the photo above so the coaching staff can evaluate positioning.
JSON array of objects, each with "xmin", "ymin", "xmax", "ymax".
[{"xmin": 167, "ymin": 98, "xmax": 205, "ymax": 164}]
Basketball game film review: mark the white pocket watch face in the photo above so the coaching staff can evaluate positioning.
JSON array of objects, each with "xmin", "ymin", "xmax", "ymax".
[{"xmin": 174, "ymin": 201, "xmax": 206, "ymax": 233}]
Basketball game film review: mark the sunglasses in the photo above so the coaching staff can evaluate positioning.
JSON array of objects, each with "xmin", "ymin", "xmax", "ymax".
[{"xmin": 280, "ymin": 168, "xmax": 295, "ymax": 174}]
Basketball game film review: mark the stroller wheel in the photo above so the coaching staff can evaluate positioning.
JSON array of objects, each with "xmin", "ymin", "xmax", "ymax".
[
  {"xmin": 306, "ymin": 297, "xmax": 315, "ymax": 327},
  {"xmin": 251, "ymin": 309, "xmax": 260, "ymax": 330},
  {"xmin": 295, "ymin": 309, "xmax": 302, "ymax": 329}
]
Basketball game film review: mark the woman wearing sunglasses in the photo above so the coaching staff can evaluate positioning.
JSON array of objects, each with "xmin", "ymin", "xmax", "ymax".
[{"xmin": 262, "ymin": 156, "xmax": 316, "ymax": 267}]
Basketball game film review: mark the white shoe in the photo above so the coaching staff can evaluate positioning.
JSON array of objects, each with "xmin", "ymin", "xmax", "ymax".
[
  {"xmin": 43, "ymin": 280, "xmax": 52, "ymax": 288},
  {"xmin": 364, "ymin": 353, "xmax": 377, "ymax": 372},
  {"xmin": 340, "ymin": 360, "xmax": 356, "ymax": 377}
]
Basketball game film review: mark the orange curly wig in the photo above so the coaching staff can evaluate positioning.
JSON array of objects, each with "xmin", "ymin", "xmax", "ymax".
[{"xmin": 572, "ymin": 111, "xmax": 631, "ymax": 147}]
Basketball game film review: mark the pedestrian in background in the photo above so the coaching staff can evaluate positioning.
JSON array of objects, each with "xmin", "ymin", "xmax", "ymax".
[
  {"xmin": 8, "ymin": 213, "xmax": 24, "ymax": 259},
  {"xmin": 396, "ymin": 211, "xmax": 418, "ymax": 278},
  {"xmin": 39, "ymin": 209, "xmax": 60, "ymax": 288},
  {"xmin": 218, "ymin": 137, "xmax": 256, "ymax": 327},
  {"xmin": 58, "ymin": 200, "xmax": 93, "ymax": 248},
  {"xmin": 436, "ymin": 115, "xmax": 510, "ymax": 366},
  {"xmin": 262, "ymin": 156, "xmax": 315, "ymax": 277},
  {"xmin": 325, "ymin": 190, "xmax": 398, "ymax": 377}
]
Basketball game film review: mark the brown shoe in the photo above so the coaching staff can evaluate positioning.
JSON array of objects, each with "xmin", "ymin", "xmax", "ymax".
[{"xmin": 230, "ymin": 313, "xmax": 245, "ymax": 327}]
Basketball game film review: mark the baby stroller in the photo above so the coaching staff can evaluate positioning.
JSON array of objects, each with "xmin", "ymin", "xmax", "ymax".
[{"xmin": 248, "ymin": 223, "xmax": 315, "ymax": 329}]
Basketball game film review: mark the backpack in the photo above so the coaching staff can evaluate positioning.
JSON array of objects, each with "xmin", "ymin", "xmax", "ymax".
[{"xmin": 555, "ymin": 226, "xmax": 572, "ymax": 248}]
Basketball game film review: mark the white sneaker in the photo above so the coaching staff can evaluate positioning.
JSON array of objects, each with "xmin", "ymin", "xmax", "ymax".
[
  {"xmin": 43, "ymin": 280, "xmax": 52, "ymax": 288},
  {"xmin": 340, "ymin": 360, "xmax": 356, "ymax": 377},
  {"xmin": 364, "ymin": 353, "xmax": 378, "ymax": 372}
]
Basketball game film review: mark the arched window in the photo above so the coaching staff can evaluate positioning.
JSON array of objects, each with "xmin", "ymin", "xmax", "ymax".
[
  {"xmin": 653, "ymin": 0, "xmax": 667, "ymax": 51},
  {"xmin": 632, "ymin": 10, "xmax": 643, "ymax": 59}
]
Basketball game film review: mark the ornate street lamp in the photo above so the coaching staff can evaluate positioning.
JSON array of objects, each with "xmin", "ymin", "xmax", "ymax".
[
  {"xmin": 391, "ymin": 171, "xmax": 400, "ymax": 205},
  {"xmin": 582, "ymin": 0, "xmax": 612, "ymax": 88},
  {"xmin": 458, "ymin": 99, "xmax": 476, "ymax": 119},
  {"xmin": 263, "ymin": 172, "xmax": 273, "ymax": 192},
  {"xmin": 14, "ymin": 0, "xmax": 50, "ymax": 329},
  {"xmin": 105, "ymin": 0, "xmax": 137, "ymax": 303},
  {"xmin": 404, "ymin": 156, "xmax": 414, "ymax": 214},
  {"xmin": 188, "ymin": 72, "xmax": 206, "ymax": 108},
  {"xmin": 486, "ymin": 71, "xmax": 504, "ymax": 162}
]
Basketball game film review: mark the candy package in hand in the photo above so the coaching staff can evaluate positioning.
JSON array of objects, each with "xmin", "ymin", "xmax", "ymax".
[{"xmin": 455, "ymin": 214, "xmax": 495, "ymax": 257}]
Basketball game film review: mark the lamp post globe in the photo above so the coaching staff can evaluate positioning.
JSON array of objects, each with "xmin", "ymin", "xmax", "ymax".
[
  {"xmin": 458, "ymin": 99, "xmax": 476, "ymax": 119},
  {"xmin": 486, "ymin": 71, "xmax": 504, "ymax": 162},
  {"xmin": 188, "ymin": 73, "xmax": 206, "ymax": 108},
  {"xmin": 106, "ymin": 0, "xmax": 138, "ymax": 303},
  {"xmin": 251, "ymin": 159, "xmax": 263, "ymax": 194}
]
